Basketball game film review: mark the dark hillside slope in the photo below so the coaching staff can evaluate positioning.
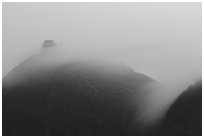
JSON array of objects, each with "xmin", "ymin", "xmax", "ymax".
[
  {"xmin": 159, "ymin": 81, "xmax": 202, "ymax": 136},
  {"xmin": 3, "ymin": 53, "xmax": 159, "ymax": 136}
]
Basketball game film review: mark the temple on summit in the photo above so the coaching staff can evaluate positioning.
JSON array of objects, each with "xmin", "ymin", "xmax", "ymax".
[{"xmin": 41, "ymin": 40, "xmax": 56, "ymax": 48}]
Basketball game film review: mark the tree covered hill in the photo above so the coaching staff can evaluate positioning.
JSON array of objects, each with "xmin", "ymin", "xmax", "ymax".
[
  {"xmin": 159, "ymin": 80, "xmax": 202, "ymax": 136},
  {"xmin": 3, "ymin": 53, "xmax": 159, "ymax": 136}
]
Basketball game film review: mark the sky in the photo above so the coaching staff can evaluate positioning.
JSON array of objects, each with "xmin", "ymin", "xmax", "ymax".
[{"xmin": 3, "ymin": 2, "xmax": 202, "ymax": 90}]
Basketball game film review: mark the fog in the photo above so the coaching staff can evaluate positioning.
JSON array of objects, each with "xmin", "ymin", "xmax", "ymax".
[{"xmin": 3, "ymin": 2, "xmax": 201, "ymax": 126}]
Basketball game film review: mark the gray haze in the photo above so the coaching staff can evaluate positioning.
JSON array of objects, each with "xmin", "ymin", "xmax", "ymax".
[{"xmin": 3, "ymin": 2, "xmax": 201, "ymax": 91}]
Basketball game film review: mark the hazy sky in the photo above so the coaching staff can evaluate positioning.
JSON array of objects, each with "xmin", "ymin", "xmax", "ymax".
[{"xmin": 3, "ymin": 2, "xmax": 201, "ymax": 89}]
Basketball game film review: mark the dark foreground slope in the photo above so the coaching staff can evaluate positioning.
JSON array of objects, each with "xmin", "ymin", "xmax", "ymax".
[
  {"xmin": 159, "ymin": 81, "xmax": 202, "ymax": 136},
  {"xmin": 3, "ymin": 52, "xmax": 159, "ymax": 136}
]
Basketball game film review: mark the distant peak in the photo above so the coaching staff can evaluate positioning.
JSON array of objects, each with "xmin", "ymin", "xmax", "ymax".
[{"xmin": 41, "ymin": 40, "xmax": 56, "ymax": 48}]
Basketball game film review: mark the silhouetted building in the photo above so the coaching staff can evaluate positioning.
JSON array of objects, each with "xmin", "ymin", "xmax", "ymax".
[{"xmin": 41, "ymin": 40, "xmax": 56, "ymax": 48}]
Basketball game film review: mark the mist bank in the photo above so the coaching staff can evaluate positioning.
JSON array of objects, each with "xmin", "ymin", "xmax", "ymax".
[
  {"xmin": 4, "ymin": 42, "xmax": 201, "ymax": 94},
  {"xmin": 42, "ymin": 45, "xmax": 201, "ymax": 98}
]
